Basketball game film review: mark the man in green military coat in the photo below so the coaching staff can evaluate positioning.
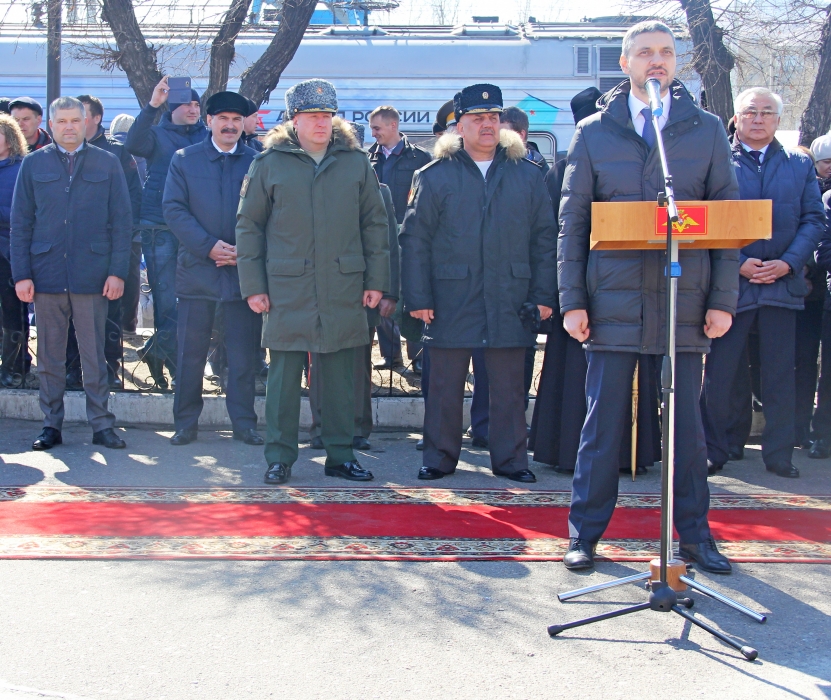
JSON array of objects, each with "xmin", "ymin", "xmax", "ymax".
[{"xmin": 236, "ymin": 79, "xmax": 390, "ymax": 485}]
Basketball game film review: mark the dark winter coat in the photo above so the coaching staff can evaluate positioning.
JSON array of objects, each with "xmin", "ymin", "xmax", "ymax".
[
  {"xmin": 88, "ymin": 125, "xmax": 142, "ymax": 225},
  {"xmin": 10, "ymin": 143, "xmax": 132, "ymax": 293},
  {"xmin": 558, "ymin": 80, "xmax": 740, "ymax": 354},
  {"xmin": 399, "ymin": 128, "xmax": 558, "ymax": 349},
  {"xmin": 241, "ymin": 133, "xmax": 264, "ymax": 152},
  {"xmin": 125, "ymin": 104, "xmax": 208, "ymax": 224},
  {"xmin": 163, "ymin": 138, "xmax": 256, "ymax": 302},
  {"xmin": 27, "ymin": 129, "xmax": 51, "ymax": 153},
  {"xmin": 0, "ymin": 156, "xmax": 23, "ymax": 260},
  {"xmin": 812, "ymin": 190, "xmax": 831, "ymax": 308},
  {"xmin": 365, "ymin": 183, "xmax": 400, "ymax": 329},
  {"xmin": 236, "ymin": 117, "xmax": 390, "ymax": 353},
  {"xmin": 368, "ymin": 134, "xmax": 432, "ymax": 224},
  {"xmin": 731, "ymin": 138, "xmax": 824, "ymax": 312}
]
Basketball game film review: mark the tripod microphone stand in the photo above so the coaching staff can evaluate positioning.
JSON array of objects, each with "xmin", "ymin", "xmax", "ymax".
[{"xmin": 546, "ymin": 80, "xmax": 767, "ymax": 661}]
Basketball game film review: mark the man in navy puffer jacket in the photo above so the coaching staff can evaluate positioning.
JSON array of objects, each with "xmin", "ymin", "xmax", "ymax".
[
  {"xmin": 701, "ymin": 87, "xmax": 826, "ymax": 479},
  {"xmin": 125, "ymin": 76, "xmax": 208, "ymax": 388}
]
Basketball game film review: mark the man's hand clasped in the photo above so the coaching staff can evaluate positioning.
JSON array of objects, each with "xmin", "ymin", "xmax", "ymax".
[
  {"xmin": 740, "ymin": 257, "xmax": 790, "ymax": 284},
  {"xmin": 210, "ymin": 240, "xmax": 237, "ymax": 267}
]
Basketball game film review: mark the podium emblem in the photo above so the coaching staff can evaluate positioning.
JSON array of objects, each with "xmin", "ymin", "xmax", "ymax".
[{"xmin": 656, "ymin": 205, "xmax": 708, "ymax": 236}]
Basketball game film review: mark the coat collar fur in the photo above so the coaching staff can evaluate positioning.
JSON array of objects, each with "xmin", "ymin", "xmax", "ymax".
[
  {"xmin": 432, "ymin": 127, "xmax": 527, "ymax": 162},
  {"xmin": 263, "ymin": 116, "xmax": 361, "ymax": 153}
]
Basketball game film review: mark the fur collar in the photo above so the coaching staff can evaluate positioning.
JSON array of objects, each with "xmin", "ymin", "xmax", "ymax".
[
  {"xmin": 433, "ymin": 127, "xmax": 527, "ymax": 161},
  {"xmin": 263, "ymin": 116, "xmax": 360, "ymax": 151}
]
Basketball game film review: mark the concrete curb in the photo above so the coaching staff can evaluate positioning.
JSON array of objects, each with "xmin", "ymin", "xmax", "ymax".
[{"xmin": 0, "ymin": 389, "xmax": 536, "ymax": 431}]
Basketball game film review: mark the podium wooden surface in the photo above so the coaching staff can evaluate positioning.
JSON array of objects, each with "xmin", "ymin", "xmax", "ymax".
[{"xmin": 589, "ymin": 200, "xmax": 772, "ymax": 250}]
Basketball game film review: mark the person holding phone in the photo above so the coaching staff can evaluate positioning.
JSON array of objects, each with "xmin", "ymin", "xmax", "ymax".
[{"xmin": 125, "ymin": 76, "xmax": 207, "ymax": 390}]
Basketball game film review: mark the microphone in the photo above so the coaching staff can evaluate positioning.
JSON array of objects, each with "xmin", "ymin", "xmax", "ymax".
[{"xmin": 645, "ymin": 78, "xmax": 663, "ymax": 116}]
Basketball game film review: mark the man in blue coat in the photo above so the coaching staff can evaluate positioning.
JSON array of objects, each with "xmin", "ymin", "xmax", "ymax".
[
  {"xmin": 162, "ymin": 91, "xmax": 262, "ymax": 446},
  {"xmin": 11, "ymin": 96, "xmax": 132, "ymax": 451},
  {"xmin": 701, "ymin": 87, "xmax": 826, "ymax": 479},
  {"xmin": 126, "ymin": 77, "xmax": 208, "ymax": 389}
]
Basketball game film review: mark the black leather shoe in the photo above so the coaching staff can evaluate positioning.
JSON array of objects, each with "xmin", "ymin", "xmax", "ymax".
[
  {"xmin": 619, "ymin": 465, "xmax": 648, "ymax": 476},
  {"xmin": 495, "ymin": 468, "xmax": 536, "ymax": 483},
  {"xmin": 33, "ymin": 427, "xmax": 62, "ymax": 451},
  {"xmin": 65, "ymin": 369, "xmax": 83, "ymax": 391},
  {"xmin": 553, "ymin": 465, "xmax": 575, "ymax": 474},
  {"xmin": 470, "ymin": 436, "xmax": 489, "ymax": 448},
  {"xmin": 352, "ymin": 436, "xmax": 371, "ymax": 450},
  {"xmin": 707, "ymin": 460, "xmax": 724, "ymax": 476},
  {"xmin": 809, "ymin": 438, "xmax": 830, "ymax": 459},
  {"xmin": 727, "ymin": 445, "xmax": 744, "ymax": 461},
  {"xmin": 765, "ymin": 461, "xmax": 800, "ymax": 478},
  {"xmin": 374, "ymin": 357, "xmax": 404, "ymax": 371},
  {"xmin": 92, "ymin": 428, "xmax": 126, "ymax": 449},
  {"xmin": 233, "ymin": 429, "xmax": 264, "ymax": 446},
  {"xmin": 170, "ymin": 428, "xmax": 198, "ymax": 446},
  {"xmin": 411, "ymin": 358, "xmax": 422, "ymax": 375},
  {"xmin": 309, "ymin": 436, "xmax": 324, "ymax": 450},
  {"xmin": 678, "ymin": 537, "xmax": 732, "ymax": 574},
  {"xmin": 418, "ymin": 466, "xmax": 446, "ymax": 480},
  {"xmin": 264, "ymin": 462, "xmax": 290, "ymax": 485},
  {"xmin": 325, "ymin": 461, "xmax": 374, "ymax": 481},
  {"xmin": 563, "ymin": 538, "xmax": 596, "ymax": 570},
  {"xmin": 415, "ymin": 438, "xmax": 424, "ymax": 451}
]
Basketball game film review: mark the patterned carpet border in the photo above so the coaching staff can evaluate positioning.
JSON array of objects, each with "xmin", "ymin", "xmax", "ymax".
[
  {"xmin": 0, "ymin": 535, "xmax": 829, "ymax": 562},
  {"xmin": 3, "ymin": 486, "xmax": 830, "ymax": 510}
]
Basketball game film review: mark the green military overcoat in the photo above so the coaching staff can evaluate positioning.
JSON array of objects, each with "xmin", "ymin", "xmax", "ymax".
[{"xmin": 236, "ymin": 117, "xmax": 390, "ymax": 353}]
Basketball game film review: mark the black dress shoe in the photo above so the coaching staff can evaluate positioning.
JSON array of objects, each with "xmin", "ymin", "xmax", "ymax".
[
  {"xmin": 233, "ymin": 428, "xmax": 264, "ymax": 446},
  {"xmin": 65, "ymin": 370, "xmax": 83, "ymax": 391},
  {"xmin": 325, "ymin": 461, "xmax": 374, "ymax": 481},
  {"xmin": 707, "ymin": 460, "xmax": 724, "ymax": 476},
  {"xmin": 678, "ymin": 537, "xmax": 732, "ymax": 574},
  {"xmin": 418, "ymin": 466, "xmax": 447, "ymax": 480},
  {"xmin": 470, "ymin": 436, "xmax": 489, "ymax": 448},
  {"xmin": 352, "ymin": 436, "xmax": 371, "ymax": 450},
  {"xmin": 553, "ymin": 464, "xmax": 575, "ymax": 475},
  {"xmin": 765, "ymin": 461, "xmax": 800, "ymax": 478},
  {"xmin": 33, "ymin": 427, "xmax": 62, "ymax": 451},
  {"xmin": 264, "ymin": 462, "xmax": 290, "ymax": 485},
  {"xmin": 374, "ymin": 357, "xmax": 404, "ymax": 371},
  {"xmin": 619, "ymin": 465, "xmax": 648, "ymax": 476},
  {"xmin": 727, "ymin": 446, "xmax": 744, "ymax": 461},
  {"xmin": 415, "ymin": 438, "xmax": 424, "ymax": 451},
  {"xmin": 107, "ymin": 365, "xmax": 123, "ymax": 390},
  {"xmin": 309, "ymin": 436, "xmax": 324, "ymax": 450},
  {"xmin": 495, "ymin": 468, "xmax": 536, "ymax": 483},
  {"xmin": 563, "ymin": 538, "xmax": 596, "ymax": 570},
  {"xmin": 809, "ymin": 438, "xmax": 830, "ymax": 459},
  {"xmin": 170, "ymin": 428, "xmax": 198, "ymax": 446},
  {"xmin": 92, "ymin": 428, "xmax": 126, "ymax": 449},
  {"xmin": 411, "ymin": 358, "xmax": 422, "ymax": 375}
]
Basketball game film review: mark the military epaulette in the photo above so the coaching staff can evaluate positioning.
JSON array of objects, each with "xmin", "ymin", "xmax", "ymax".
[
  {"xmin": 253, "ymin": 147, "xmax": 274, "ymax": 161},
  {"xmin": 519, "ymin": 157, "xmax": 544, "ymax": 170},
  {"xmin": 415, "ymin": 158, "xmax": 442, "ymax": 174}
]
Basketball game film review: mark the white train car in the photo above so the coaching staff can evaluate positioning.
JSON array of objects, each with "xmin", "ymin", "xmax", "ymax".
[{"xmin": 0, "ymin": 19, "xmax": 697, "ymax": 161}]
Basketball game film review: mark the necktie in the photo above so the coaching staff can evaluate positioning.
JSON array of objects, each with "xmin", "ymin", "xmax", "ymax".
[
  {"xmin": 640, "ymin": 107, "xmax": 656, "ymax": 149},
  {"xmin": 749, "ymin": 150, "xmax": 763, "ymax": 169},
  {"xmin": 67, "ymin": 151, "xmax": 76, "ymax": 178}
]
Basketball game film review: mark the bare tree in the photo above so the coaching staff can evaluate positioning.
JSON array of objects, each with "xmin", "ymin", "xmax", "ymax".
[
  {"xmin": 799, "ymin": 7, "xmax": 831, "ymax": 146},
  {"xmin": 238, "ymin": 0, "xmax": 318, "ymax": 106},
  {"xmin": 430, "ymin": 0, "xmax": 459, "ymax": 25},
  {"xmin": 203, "ymin": 0, "xmax": 255, "ymax": 106}
]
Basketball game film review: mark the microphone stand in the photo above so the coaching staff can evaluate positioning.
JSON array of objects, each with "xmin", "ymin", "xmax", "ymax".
[{"xmin": 545, "ymin": 87, "xmax": 766, "ymax": 660}]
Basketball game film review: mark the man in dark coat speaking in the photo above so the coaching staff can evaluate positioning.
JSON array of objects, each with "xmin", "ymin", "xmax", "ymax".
[
  {"xmin": 400, "ymin": 83, "xmax": 557, "ymax": 483},
  {"xmin": 558, "ymin": 21, "xmax": 740, "ymax": 574},
  {"xmin": 163, "ymin": 91, "xmax": 261, "ymax": 446}
]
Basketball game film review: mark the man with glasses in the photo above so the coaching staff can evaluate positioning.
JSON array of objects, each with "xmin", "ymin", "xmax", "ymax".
[{"xmin": 701, "ymin": 87, "xmax": 825, "ymax": 479}]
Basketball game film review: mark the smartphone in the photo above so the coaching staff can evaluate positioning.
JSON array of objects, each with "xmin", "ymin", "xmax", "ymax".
[{"xmin": 168, "ymin": 77, "xmax": 193, "ymax": 104}]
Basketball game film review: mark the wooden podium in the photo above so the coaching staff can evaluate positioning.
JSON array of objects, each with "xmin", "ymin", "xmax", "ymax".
[{"xmin": 590, "ymin": 200, "xmax": 772, "ymax": 250}]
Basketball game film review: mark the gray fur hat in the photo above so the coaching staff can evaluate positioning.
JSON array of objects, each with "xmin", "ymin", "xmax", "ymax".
[
  {"xmin": 347, "ymin": 121, "xmax": 365, "ymax": 144},
  {"xmin": 285, "ymin": 79, "xmax": 338, "ymax": 119}
]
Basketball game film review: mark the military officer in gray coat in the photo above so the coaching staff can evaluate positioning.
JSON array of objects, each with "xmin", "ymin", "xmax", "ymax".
[{"xmin": 558, "ymin": 21, "xmax": 739, "ymax": 574}]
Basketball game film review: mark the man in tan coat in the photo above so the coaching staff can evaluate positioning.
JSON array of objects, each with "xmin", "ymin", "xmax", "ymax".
[{"xmin": 236, "ymin": 79, "xmax": 390, "ymax": 485}]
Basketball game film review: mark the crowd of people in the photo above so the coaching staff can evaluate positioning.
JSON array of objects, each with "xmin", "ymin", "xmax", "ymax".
[{"xmin": 1, "ymin": 19, "xmax": 829, "ymax": 576}]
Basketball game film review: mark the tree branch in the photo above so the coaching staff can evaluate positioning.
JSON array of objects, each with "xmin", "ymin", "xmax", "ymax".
[
  {"xmin": 799, "ymin": 8, "xmax": 831, "ymax": 145},
  {"xmin": 203, "ymin": 0, "xmax": 254, "ymax": 108}
]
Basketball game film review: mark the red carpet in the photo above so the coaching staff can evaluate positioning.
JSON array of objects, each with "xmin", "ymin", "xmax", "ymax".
[{"xmin": 1, "ymin": 487, "xmax": 829, "ymax": 562}]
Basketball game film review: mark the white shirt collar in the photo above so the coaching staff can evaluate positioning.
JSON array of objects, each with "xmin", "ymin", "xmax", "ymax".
[
  {"xmin": 212, "ymin": 137, "xmax": 237, "ymax": 155},
  {"xmin": 628, "ymin": 89, "xmax": 671, "ymax": 136},
  {"xmin": 56, "ymin": 141, "xmax": 84, "ymax": 155},
  {"xmin": 741, "ymin": 141, "xmax": 769, "ymax": 156}
]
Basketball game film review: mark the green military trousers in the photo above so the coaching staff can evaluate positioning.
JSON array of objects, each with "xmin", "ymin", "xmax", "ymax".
[{"xmin": 265, "ymin": 348, "xmax": 356, "ymax": 468}]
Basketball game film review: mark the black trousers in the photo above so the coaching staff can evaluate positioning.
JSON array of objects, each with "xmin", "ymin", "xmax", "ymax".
[
  {"xmin": 569, "ymin": 351, "xmax": 710, "ymax": 544},
  {"xmin": 702, "ymin": 306, "xmax": 796, "ymax": 467},
  {"xmin": 173, "ymin": 299, "xmax": 261, "ymax": 432},
  {"xmin": 423, "ymin": 346, "xmax": 528, "ymax": 475},
  {"xmin": 0, "ymin": 253, "xmax": 30, "ymax": 372},
  {"xmin": 795, "ymin": 299, "xmax": 823, "ymax": 440},
  {"xmin": 812, "ymin": 309, "xmax": 831, "ymax": 440}
]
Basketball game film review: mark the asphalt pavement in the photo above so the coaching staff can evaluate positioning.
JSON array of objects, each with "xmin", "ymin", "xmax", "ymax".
[{"xmin": 0, "ymin": 418, "xmax": 829, "ymax": 699}]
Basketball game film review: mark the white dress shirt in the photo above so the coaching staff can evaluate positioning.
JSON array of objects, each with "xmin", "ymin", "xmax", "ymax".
[
  {"xmin": 211, "ymin": 137, "xmax": 238, "ymax": 155},
  {"xmin": 741, "ymin": 141, "xmax": 769, "ymax": 163},
  {"xmin": 628, "ymin": 90, "xmax": 671, "ymax": 137}
]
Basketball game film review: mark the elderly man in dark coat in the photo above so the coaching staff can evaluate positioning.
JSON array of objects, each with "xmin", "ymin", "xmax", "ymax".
[
  {"xmin": 400, "ymin": 84, "xmax": 557, "ymax": 483},
  {"xmin": 558, "ymin": 21, "xmax": 740, "ymax": 574},
  {"xmin": 163, "ymin": 91, "xmax": 262, "ymax": 446},
  {"xmin": 701, "ymin": 87, "xmax": 826, "ymax": 479},
  {"xmin": 237, "ymin": 80, "xmax": 390, "ymax": 486},
  {"xmin": 11, "ymin": 96, "xmax": 132, "ymax": 451}
]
